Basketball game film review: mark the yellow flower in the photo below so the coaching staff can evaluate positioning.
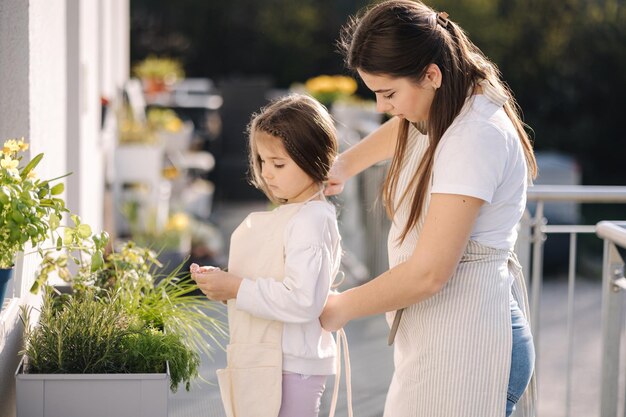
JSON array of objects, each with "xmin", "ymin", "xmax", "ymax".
[
  {"xmin": 335, "ymin": 76, "xmax": 358, "ymax": 95},
  {"xmin": 305, "ymin": 75, "xmax": 335, "ymax": 94},
  {"xmin": 305, "ymin": 75, "xmax": 357, "ymax": 95},
  {"xmin": 18, "ymin": 138, "xmax": 29, "ymax": 152},
  {"xmin": 164, "ymin": 117, "xmax": 182, "ymax": 132},
  {"xmin": 2, "ymin": 139, "xmax": 20, "ymax": 154},
  {"xmin": 165, "ymin": 213, "xmax": 190, "ymax": 231},
  {"xmin": 147, "ymin": 108, "xmax": 183, "ymax": 132},
  {"xmin": 0, "ymin": 156, "xmax": 19, "ymax": 176},
  {"xmin": 303, "ymin": 75, "xmax": 358, "ymax": 106},
  {"xmin": 162, "ymin": 165, "xmax": 179, "ymax": 180}
]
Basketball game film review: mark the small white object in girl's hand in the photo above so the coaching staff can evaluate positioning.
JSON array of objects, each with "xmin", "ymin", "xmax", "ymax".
[{"xmin": 190, "ymin": 263, "xmax": 220, "ymax": 274}]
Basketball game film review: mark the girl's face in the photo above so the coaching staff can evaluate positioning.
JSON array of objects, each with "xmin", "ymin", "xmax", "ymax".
[
  {"xmin": 254, "ymin": 131, "xmax": 318, "ymax": 203},
  {"xmin": 358, "ymin": 67, "xmax": 438, "ymax": 123}
]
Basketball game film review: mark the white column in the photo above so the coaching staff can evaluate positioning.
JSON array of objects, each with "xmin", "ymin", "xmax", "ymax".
[
  {"xmin": 67, "ymin": 0, "xmax": 105, "ymax": 232},
  {"xmin": 0, "ymin": 1, "xmax": 68, "ymax": 415}
]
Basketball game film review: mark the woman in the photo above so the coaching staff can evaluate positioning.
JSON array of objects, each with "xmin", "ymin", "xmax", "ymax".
[{"xmin": 320, "ymin": 1, "xmax": 536, "ymax": 416}]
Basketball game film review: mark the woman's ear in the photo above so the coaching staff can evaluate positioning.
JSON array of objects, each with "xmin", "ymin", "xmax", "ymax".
[{"xmin": 424, "ymin": 64, "xmax": 443, "ymax": 89}]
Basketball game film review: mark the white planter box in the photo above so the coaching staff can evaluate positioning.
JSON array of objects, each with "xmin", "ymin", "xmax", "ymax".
[{"xmin": 15, "ymin": 358, "xmax": 169, "ymax": 417}]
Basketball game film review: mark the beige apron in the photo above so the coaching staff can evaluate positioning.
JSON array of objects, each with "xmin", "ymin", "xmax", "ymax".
[
  {"xmin": 384, "ymin": 241, "xmax": 536, "ymax": 417},
  {"xmin": 217, "ymin": 202, "xmax": 304, "ymax": 417}
]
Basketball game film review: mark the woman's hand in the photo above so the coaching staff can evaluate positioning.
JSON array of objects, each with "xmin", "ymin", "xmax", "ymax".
[
  {"xmin": 320, "ymin": 293, "xmax": 349, "ymax": 332},
  {"xmin": 324, "ymin": 117, "xmax": 399, "ymax": 196},
  {"xmin": 324, "ymin": 156, "xmax": 348, "ymax": 196},
  {"xmin": 190, "ymin": 263, "xmax": 242, "ymax": 301}
]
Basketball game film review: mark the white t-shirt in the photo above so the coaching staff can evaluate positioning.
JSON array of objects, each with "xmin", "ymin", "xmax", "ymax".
[
  {"xmin": 236, "ymin": 200, "xmax": 341, "ymax": 375},
  {"xmin": 431, "ymin": 94, "xmax": 528, "ymax": 250}
]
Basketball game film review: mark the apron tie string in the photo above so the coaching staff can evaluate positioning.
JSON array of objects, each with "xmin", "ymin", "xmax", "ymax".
[{"xmin": 328, "ymin": 328, "xmax": 353, "ymax": 417}]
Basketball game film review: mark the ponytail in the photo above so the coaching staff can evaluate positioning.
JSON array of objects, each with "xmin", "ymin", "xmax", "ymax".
[{"xmin": 341, "ymin": 0, "xmax": 536, "ymax": 243}]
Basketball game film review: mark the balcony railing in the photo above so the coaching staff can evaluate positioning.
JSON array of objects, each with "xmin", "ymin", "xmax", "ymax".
[
  {"xmin": 517, "ymin": 185, "xmax": 626, "ymax": 417},
  {"xmin": 596, "ymin": 221, "xmax": 626, "ymax": 417}
]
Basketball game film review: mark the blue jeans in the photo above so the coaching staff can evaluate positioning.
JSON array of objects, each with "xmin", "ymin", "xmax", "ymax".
[{"xmin": 506, "ymin": 294, "xmax": 535, "ymax": 416}]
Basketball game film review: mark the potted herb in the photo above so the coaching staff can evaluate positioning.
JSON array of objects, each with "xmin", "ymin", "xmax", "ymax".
[
  {"xmin": 17, "ymin": 218, "xmax": 226, "ymax": 417},
  {"xmin": 117, "ymin": 102, "xmax": 159, "ymax": 144},
  {"xmin": 132, "ymin": 55, "xmax": 185, "ymax": 96},
  {"xmin": 147, "ymin": 108, "xmax": 195, "ymax": 159},
  {"xmin": 0, "ymin": 137, "xmax": 68, "ymax": 307}
]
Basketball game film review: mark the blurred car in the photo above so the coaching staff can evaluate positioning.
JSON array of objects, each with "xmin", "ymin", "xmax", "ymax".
[
  {"xmin": 531, "ymin": 151, "xmax": 582, "ymax": 223},
  {"xmin": 527, "ymin": 151, "xmax": 583, "ymax": 273}
]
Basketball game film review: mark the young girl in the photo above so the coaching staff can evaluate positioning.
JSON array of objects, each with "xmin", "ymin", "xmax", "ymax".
[
  {"xmin": 320, "ymin": 1, "xmax": 536, "ymax": 417},
  {"xmin": 190, "ymin": 94, "xmax": 342, "ymax": 417}
]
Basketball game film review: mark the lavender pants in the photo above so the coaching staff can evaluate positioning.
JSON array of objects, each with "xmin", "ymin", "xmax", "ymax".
[{"xmin": 277, "ymin": 372, "xmax": 328, "ymax": 417}]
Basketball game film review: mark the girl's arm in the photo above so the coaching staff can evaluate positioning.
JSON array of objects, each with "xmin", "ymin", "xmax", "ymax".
[
  {"xmin": 192, "ymin": 206, "xmax": 338, "ymax": 324},
  {"xmin": 320, "ymin": 193, "xmax": 484, "ymax": 331},
  {"xmin": 235, "ymin": 207, "xmax": 338, "ymax": 323},
  {"xmin": 325, "ymin": 116, "xmax": 400, "ymax": 195}
]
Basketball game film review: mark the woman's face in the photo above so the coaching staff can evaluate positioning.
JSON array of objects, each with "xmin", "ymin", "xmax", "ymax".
[
  {"xmin": 358, "ymin": 68, "xmax": 438, "ymax": 123},
  {"xmin": 254, "ymin": 131, "xmax": 318, "ymax": 203}
]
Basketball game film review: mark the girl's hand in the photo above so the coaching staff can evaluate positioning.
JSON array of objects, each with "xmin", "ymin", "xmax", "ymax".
[
  {"xmin": 190, "ymin": 263, "xmax": 218, "ymax": 274},
  {"xmin": 324, "ymin": 156, "xmax": 348, "ymax": 196},
  {"xmin": 190, "ymin": 263, "xmax": 243, "ymax": 301},
  {"xmin": 320, "ymin": 293, "xmax": 348, "ymax": 332}
]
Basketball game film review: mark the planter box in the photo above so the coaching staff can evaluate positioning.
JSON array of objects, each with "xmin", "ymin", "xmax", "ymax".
[{"xmin": 15, "ymin": 357, "xmax": 169, "ymax": 417}]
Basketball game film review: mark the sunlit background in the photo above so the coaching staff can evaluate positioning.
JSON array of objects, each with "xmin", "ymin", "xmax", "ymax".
[{"xmin": 1, "ymin": 1, "xmax": 626, "ymax": 417}]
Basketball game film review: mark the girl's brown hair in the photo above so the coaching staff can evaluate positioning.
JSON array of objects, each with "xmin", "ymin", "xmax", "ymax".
[
  {"xmin": 339, "ymin": 0, "xmax": 537, "ymax": 242},
  {"xmin": 247, "ymin": 94, "xmax": 338, "ymax": 203}
]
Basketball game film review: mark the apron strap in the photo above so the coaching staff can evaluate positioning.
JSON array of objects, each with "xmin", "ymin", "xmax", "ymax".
[
  {"xmin": 328, "ymin": 328, "xmax": 353, "ymax": 417},
  {"xmin": 507, "ymin": 249, "xmax": 538, "ymax": 417},
  {"xmin": 387, "ymin": 308, "xmax": 404, "ymax": 346},
  {"xmin": 303, "ymin": 186, "xmax": 326, "ymax": 203}
]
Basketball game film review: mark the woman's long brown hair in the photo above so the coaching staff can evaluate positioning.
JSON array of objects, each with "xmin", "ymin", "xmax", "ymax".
[{"xmin": 339, "ymin": 0, "xmax": 537, "ymax": 243}]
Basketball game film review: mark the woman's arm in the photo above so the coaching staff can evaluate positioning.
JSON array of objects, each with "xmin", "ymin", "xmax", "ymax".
[
  {"xmin": 325, "ymin": 116, "xmax": 400, "ymax": 195},
  {"xmin": 320, "ymin": 193, "xmax": 484, "ymax": 331}
]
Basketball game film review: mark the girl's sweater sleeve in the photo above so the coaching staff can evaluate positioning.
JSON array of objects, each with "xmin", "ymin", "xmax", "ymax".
[{"xmin": 235, "ymin": 204, "xmax": 338, "ymax": 324}]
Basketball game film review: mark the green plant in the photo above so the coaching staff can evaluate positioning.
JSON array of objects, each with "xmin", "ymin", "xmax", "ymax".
[
  {"xmin": 117, "ymin": 103, "xmax": 158, "ymax": 144},
  {"xmin": 0, "ymin": 138, "xmax": 69, "ymax": 268},
  {"xmin": 147, "ymin": 108, "xmax": 184, "ymax": 133},
  {"xmin": 132, "ymin": 55, "xmax": 184, "ymax": 84},
  {"xmin": 21, "ymin": 288, "xmax": 201, "ymax": 392},
  {"xmin": 30, "ymin": 219, "xmax": 226, "ymax": 372},
  {"xmin": 30, "ymin": 215, "xmax": 108, "ymax": 294}
]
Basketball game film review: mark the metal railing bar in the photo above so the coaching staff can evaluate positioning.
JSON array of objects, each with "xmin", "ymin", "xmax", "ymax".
[
  {"xmin": 530, "ymin": 201, "xmax": 545, "ymax": 338},
  {"xmin": 528, "ymin": 185, "xmax": 626, "ymax": 202},
  {"xmin": 596, "ymin": 221, "xmax": 626, "ymax": 249},
  {"xmin": 565, "ymin": 233, "xmax": 577, "ymax": 417},
  {"xmin": 543, "ymin": 225, "xmax": 597, "ymax": 234},
  {"xmin": 599, "ymin": 240, "xmax": 624, "ymax": 417}
]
